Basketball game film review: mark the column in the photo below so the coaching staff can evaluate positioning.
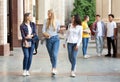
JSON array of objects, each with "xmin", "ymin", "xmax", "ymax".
[
  {"xmin": 50, "ymin": 0, "xmax": 65, "ymax": 25},
  {"xmin": 24, "ymin": 0, "xmax": 30, "ymax": 12},
  {"xmin": 35, "ymin": 0, "xmax": 50, "ymax": 39},
  {"xmin": 102, "ymin": 0, "xmax": 111, "ymax": 21},
  {"xmin": 0, "ymin": 0, "xmax": 10, "ymax": 56},
  {"xmin": 36, "ymin": 0, "xmax": 42, "ymax": 24},
  {"xmin": 96, "ymin": 0, "xmax": 102, "ymax": 17},
  {"xmin": 36, "ymin": 0, "xmax": 50, "ymax": 24},
  {"xmin": 24, "ymin": 0, "xmax": 36, "ymax": 22},
  {"xmin": 17, "ymin": 0, "xmax": 23, "ymax": 39},
  {"xmin": 112, "ymin": 0, "xmax": 120, "ymax": 57},
  {"xmin": 96, "ymin": 0, "xmax": 111, "ymax": 21},
  {"xmin": 117, "ymin": 23, "xmax": 120, "ymax": 57},
  {"xmin": 111, "ymin": 0, "xmax": 120, "ymax": 22},
  {"xmin": 65, "ymin": 0, "xmax": 74, "ymax": 23},
  {"xmin": 58, "ymin": 0, "xmax": 65, "ymax": 25}
]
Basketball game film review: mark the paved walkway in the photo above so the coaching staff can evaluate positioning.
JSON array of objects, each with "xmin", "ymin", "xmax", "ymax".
[{"xmin": 0, "ymin": 40, "xmax": 120, "ymax": 82}]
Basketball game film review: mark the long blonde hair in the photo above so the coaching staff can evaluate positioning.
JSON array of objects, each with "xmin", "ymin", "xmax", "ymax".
[{"xmin": 46, "ymin": 9, "xmax": 56, "ymax": 31}]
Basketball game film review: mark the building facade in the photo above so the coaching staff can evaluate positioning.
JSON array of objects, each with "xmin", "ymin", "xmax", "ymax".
[
  {"xmin": 0, "ymin": 0, "xmax": 120, "ymax": 56},
  {"xmin": 96, "ymin": 0, "xmax": 120, "ymax": 22},
  {"xmin": 0, "ymin": 0, "xmax": 66, "ymax": 56}
]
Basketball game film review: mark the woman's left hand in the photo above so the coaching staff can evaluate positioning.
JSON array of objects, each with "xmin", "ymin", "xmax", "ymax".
[
  {"xmin": 74, "ymin": 46, "xmax": 79, "ymax": 51},
  {"xmin": 31, "ymin": 34, "xmax": 34, "ymax": 38},
  {"xmin": 26, "ymin": 35, "xmax": 33, "ymax": 39}
]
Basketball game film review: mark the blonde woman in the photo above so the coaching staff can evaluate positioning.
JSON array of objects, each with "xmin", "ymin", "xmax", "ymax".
[{"xmin": 42, "ymin": 9, "xmax": 61, "ymax": 75}]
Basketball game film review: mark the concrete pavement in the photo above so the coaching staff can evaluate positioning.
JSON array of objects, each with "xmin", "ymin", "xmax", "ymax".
[{"xmin": 0, "ymin": 40, "xmax": 120, "ymax": 82}]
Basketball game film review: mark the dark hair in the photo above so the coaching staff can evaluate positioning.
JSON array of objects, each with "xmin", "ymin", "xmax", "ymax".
[
  {"xmin": 84, "ymin": 15, "xmax": 89, "ymax": 20},
  {"xmin": 108, "ymin": 14, "xmax": 114, "ymax": 18},
  {"xmin": 23, "ymin": 13, "xmax": 31, "ymax": 23},
  {"xmin": 73, "ymin": 14, "xmax": 81, "ymax": 25},
  {"xmin": 96, "ymin": 14, "xmax": 101, "ymax": 17}
]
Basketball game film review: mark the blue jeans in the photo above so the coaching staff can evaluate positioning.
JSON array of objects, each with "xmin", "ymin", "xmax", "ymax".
[
  {"xmin": 82, "ymin": 38, "xmax": 89, "ymax": 56},
  {"xmin": 46, "ymin": 35, "xmax": 60, "ymax": 68},
  {"xmin": 22, "ymin": 42, "xmax": 35, "ymax": 71},
  {"xmin": 67, "ymin": 43, "xmax": 78, "ymax": 71},
  {"xmin": 95, "ymin": 36, "xmax": 104, "ymax": 54}
]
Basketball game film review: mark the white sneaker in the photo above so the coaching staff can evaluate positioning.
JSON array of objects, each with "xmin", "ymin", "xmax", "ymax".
[
  {"xmin": 97, "ymin": 53, "xmax": 101, "ymax": 56},
  {"xmin": 26, "ymin": 71, "xmax": 30, "ymax": 76},
  {"xmin": 22, "ymin": 70, "xmax": 27, "ymax": 76},
  {"xmin": 52, "ymin": 69, "xmax": 57, "ymax": 75},
  {"xmin": 84, "ymin": 55, "xmax": 90, "ymax": 59},
  {"xmin": 71, "ymin": 71, "xmax": 76, "ymax": 77}
]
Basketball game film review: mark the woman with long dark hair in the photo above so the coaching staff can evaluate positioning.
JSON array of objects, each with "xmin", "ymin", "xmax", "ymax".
[
  {"xmin": 20, "ymin": 13, "xmax": 37, "ymax": 76},
  {"xmin": 63, "ymin": 14, "xmax": 83, "ymax": 77}
]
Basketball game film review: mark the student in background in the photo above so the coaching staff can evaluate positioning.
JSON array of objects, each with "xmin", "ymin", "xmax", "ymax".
[
  {"xmin": 82, "ymin": 16, "xmax": 91, "ymax": 58},
  {"xmin": 105, "ymin": 14, "xmax": 117, "ymax": 58},
  {"xmin": 92, "ymin": 15, "xmax": 106, "ymax": 56}
]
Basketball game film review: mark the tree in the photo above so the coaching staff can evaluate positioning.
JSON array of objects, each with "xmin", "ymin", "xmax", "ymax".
[{"xmin": 71, "ymin": 0, "xmax": 96, "ymax": 26}]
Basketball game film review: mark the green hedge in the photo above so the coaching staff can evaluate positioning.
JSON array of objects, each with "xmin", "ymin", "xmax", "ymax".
[{"xmin": 71, "ymin": 0, "xmax": 96, "ymax": 26}]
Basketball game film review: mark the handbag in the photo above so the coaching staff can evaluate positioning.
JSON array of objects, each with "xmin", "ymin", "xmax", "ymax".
[{"xmin": 23, "ymin": 41, "xmax": 32, "ymax": 48}]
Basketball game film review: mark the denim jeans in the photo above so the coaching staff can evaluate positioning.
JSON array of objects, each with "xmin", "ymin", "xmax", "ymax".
[
  {"xmin": 82, "ymin": 38, "xmax": 89, "ymax": 56},
  {"xmin": 22, "ymin": 42, "xmax": 35, "ymax": 71},
  {"xmin": 46, "ymin": 35, "xmax": 60, "ymax": 68},
  {"xmin": 67, "ymin": 43, "xmax": 78, "ymax": 71},
  {"xmin": 95, "ymin": 36, "xmax": 104, "ymax": 54}
]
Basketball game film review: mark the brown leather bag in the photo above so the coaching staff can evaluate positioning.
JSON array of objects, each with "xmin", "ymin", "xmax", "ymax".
[{"xmin": 23, "ymin": 41, "xmax": 31, "ymax": 48}]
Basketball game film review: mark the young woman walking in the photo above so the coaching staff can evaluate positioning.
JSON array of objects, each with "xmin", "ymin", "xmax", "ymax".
[{"xmin": 63, "ymin": 14, "xmax": 83, "ymax": 77}]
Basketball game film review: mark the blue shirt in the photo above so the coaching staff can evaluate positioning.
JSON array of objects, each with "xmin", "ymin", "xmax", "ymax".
[{"xmin": 42, "ymin": 19, "xmax": 60, "ymax": 37}]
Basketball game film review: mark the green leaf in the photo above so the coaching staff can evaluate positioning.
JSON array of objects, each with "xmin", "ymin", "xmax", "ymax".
[{"xmin": 71, "ymin": 0, "xmax": 96, "ymax": 26}]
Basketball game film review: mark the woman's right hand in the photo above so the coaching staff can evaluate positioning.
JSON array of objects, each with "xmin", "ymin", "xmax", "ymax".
[
  {"xmin": 44, "ymin": 35, "xmax": 50, "ymax": 39},
  {"xmin": 43, "ymin": 32, "xmax": 50, "ymax": 39}
]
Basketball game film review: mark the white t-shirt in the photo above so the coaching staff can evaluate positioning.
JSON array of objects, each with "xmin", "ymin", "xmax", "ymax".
[
  {"xmin": 97, "ymin": 21, "xmax": 102, "ymax": 36},
  {"xmin": 26, "ymin": 24, "xmax": 32, "ymax": 35},
  {"xmin": 107, "ymin": 21, "xmax": 117, "ymax": 37}
]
